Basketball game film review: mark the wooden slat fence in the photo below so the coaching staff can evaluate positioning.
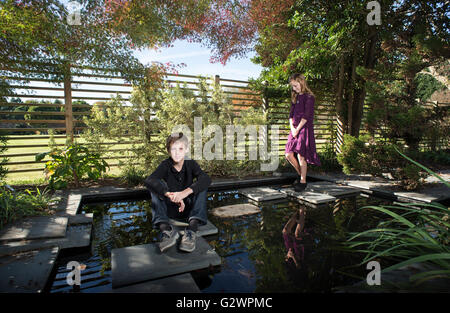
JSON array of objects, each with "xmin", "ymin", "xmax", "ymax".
[{"xmin": 1, "ymin": 64, "xmax": 448, "ymax": 177}]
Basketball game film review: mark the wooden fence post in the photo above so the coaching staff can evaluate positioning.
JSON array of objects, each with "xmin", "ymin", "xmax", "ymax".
[
  {"xmin": 64, "ymin": 64, "xmax": 74, "ymax": 144},
  {"xmin": 262, "ymin": 80, "xmax": 269, "ymax": 114},
  {"xmin": 214, "ymin": 74, "xmax": 220, "ymax": 114}
]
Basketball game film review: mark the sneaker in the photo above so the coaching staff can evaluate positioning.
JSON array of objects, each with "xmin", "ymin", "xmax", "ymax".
[
  {"xmin": 294, "ymin": 182, "xmax": 307, "ymax": 192},
  {"xmin": 158, "ymin": 226, "xmax": 180, "ymax": 253},
  {"xmin": 179, "ymin": 229, "xmax": 197, "ymax": 253}
]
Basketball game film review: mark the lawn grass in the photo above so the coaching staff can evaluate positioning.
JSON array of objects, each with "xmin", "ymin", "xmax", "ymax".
[{"xmin": 3, "ymin": 134, "xmax": 135, "ymax": 185}]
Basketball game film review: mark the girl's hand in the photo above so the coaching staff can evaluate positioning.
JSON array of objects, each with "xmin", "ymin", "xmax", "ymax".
[{"xmin": 292, "ymin": 128, "xmax": 300, "ymax": 138}]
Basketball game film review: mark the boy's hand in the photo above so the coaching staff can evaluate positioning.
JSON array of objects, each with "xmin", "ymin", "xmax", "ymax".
[
  {"xmin": 166, "ymin": 189, "xmax": 191, "ymax": 203},
  {"xmin": 178, "ymin": 200, "xmax": 185, "ymax": 212}
]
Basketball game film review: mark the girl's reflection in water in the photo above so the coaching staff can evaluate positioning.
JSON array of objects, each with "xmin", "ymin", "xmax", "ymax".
[{"xmin": 282, "ymin": 207, "xmax": 310, "ymax": 269}]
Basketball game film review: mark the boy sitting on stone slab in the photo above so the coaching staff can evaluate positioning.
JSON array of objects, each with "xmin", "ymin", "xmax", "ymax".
[{"xmin": 144, "ymin": 132, "xmax": 211, "ymax": 253}]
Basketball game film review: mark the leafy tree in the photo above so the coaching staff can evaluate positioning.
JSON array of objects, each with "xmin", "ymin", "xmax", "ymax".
[
  {"xmin": 110, "ymin": 0, "xmax": 447, "ymax": 145},
  {"xmin": 1, "ymin": 0, "xmax": 147, "ymax": 93},
  {"xmin": 414, "ymin": 72, "xmax": 447, "ymax": 102}
]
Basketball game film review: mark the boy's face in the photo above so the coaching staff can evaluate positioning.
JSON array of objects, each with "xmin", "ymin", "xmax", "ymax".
[{"xmin": 169, "ymin": 140, "xmax": 187, "ymax": 164}]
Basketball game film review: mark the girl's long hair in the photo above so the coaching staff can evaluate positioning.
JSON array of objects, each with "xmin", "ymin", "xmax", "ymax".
[{"xmin": 289, "ymin": 73, "xmax": 314, "ymax": 104}]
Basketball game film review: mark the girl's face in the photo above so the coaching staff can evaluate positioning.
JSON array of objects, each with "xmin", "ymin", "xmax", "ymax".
[
  {"xmin": 290, "ymin": 80, "xmax": 302, "ymax": 94},
  {"xmin": 169, "ymin": 140, "xmax": 186, "ymax": 164}
]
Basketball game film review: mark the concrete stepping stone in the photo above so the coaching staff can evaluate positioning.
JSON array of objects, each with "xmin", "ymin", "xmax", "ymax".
[
  {"xmin": 0, "ymin": 246, "xmax": 59, "ymax": 293},
  {"xmin": 169, "ymin": 219, "xmax": 218, "ymax": 237},
  {"xmin": 280, "ymin": 187, "xmax": 337, "ymax": 204},
  {"xmin": 109, "ymin": 273, "xmax": 200, "ymax": 293},
  {"xmin": 306, "ymin": 182, "xmax": 360, "ymax": 197},
  {"xmin": 211, "ymin": 203, "xmax": 260, "ymax": 218},
  {"xmin": 0, "ymin": 216, "xmax": 68, "ymax": 242},
  {"xmin": 68, "ymin": 213, "xmax": 93, "ymax": 225},
  {"xmin": 238, "ymin": 187, "xmax": 287, "ymax": 202},
  {"xmin": 0, "ymin": 223, "xmax": 92, "ymax": 257},
  {"xmin": 111, "ymin": 236, "xmax": 221, "ymax": 288}
]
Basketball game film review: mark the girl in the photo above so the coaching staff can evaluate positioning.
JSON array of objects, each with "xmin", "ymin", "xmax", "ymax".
[{"xmin": 285, "ymin": 73, "xmax": 321, "ymax": 192}]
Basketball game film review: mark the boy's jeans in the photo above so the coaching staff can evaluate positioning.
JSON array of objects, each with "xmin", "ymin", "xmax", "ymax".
[{"xmin": 149, "ymin": 179, "xmax": 208, "ymax": 229}]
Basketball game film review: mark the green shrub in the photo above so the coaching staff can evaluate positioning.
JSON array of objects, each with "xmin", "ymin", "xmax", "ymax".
[
  {"xmin": 36, "ymin": 144, "xmax": 109, "ymax": 189},
  {"xmin": 316, "ymin": 142, "xmax": 343, "ymax": 172},
  {"xmin": 0, "ymin": 186, "xmax": 54, "ymax": 230},
  {"xmin": 337, "ymin": 134, "xmax": 427, "ymax": 190},
  {"xmin": 336, "ymin": 134, "xmax": 369, "ymax": 174},
  {"xmin": 82, "ymin": 72, "xmax": 269, "ymax": 179},
  {"xmin": 120, "ymin": 163, "xmax": 146, "ymax": 186}
]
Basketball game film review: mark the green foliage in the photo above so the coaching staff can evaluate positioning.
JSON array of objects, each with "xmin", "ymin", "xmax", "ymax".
[
  {"xmin": 36, "ymin": 144, "xmax": 109, "ymax": 189},
  {"xmin": 316, "ymin": 142, "xmax": 342, "ymax": 173},
  {"xmin": 0, "ymin": 185, "xmax": 54, "ymax": 230},
  {"xmin": 120, "ymin": 164, "xmax": 146, "ymax": 187},
  {"xmin": 344, "ymin": 201, "xmax": 450, "ymax": 289},
  {"xmin": 83, "ymin": 72, "xmax": 269, "ymax": 178},
  {"xmin": 414, "ymin": 73, "xmax": 446, "ymax": 102},
  {"xmin": 1, "ymin": 0, "xmax": 147, "ymax": 90},
  {"xmin": 0, "ymin": 132, "xmax": 8, "ymax": 183},
  {"xmin": 337, "ymin": 134, "xmax": 427, "ymax": 190}
]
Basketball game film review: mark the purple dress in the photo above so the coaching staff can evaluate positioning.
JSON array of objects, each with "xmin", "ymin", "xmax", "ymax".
[{"xmin": 284, "ymin": 93, "xmax": 321, "ymax": 166}]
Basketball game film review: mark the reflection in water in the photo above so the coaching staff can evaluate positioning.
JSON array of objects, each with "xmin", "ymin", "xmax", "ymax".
[
  {"xmin": 283, "ymin": 207, "xmax": 307, "ymax": 268},
  {"xmin": 48, "ymin": 189, "xmax": 394, "ymax": 293}
]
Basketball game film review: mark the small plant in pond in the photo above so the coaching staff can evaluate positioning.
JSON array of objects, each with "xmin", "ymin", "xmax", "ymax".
[{"xmin": 36, "ymin": 144, "xmax": 109, "ymax": 189}]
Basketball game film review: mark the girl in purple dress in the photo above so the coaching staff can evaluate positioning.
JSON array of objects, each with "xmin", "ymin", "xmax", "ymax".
[{"xmin": 285, "ymin": 73, "xmax": 321, "ymax": 192}]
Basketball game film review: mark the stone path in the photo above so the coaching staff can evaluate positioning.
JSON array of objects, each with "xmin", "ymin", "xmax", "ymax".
[
  {"xmin": 0, "ymin": 216, "xmax": 68, "ymax": 242},
  {"xmin": 1, "ymin": 171, "xmax": 447, "ymax": 293},
  {"xmin": 238, "ymin": 187, "xmax": 288, "ymax": 202},
  {"xmin": 303, "ymin": 181, "xmax": 360, "ymax": 197},
  {"xmin": 0, "ymin": 246, "xmax": 59, "ymax": 293},
  {"xmin": 308, "ymin": 171, "xmax": 450, "ymax": 203},
  {"xmin": 279, "ymin": 187, "xmax": 337, "ymax": 204},
  {"xmin": 211, "ymin": 203, "xmax": 261, "ymax": 218},
  {"xmin": 111, "ymin": 236, "xmax": 221, "ymax": 289},
  {"xmin": 0, "ymin": 214, "xmax": 92, "ymax": 257},
  {"xmin": 109, "ymin": 273, "xmax": 200, "ymax": 293}
]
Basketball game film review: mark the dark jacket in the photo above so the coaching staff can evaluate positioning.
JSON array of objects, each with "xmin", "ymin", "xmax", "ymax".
[{"xmin": 144, "ymin": 157, "xmax": 212, "ymax": 202}]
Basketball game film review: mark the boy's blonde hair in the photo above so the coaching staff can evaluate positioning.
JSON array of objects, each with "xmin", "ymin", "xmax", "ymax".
[{"xmin": 166, "ymin": 132, "xmax": 189, "ymax": 153}]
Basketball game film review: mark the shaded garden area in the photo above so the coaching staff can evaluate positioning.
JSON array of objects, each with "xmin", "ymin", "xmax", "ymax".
[{"xmin": 0, "ymin": 0, "xmax": 449, "ymax": 293}]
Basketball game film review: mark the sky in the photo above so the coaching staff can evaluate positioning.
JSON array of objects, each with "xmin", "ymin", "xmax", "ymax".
[{"xmin": 133, "ymin": 40, "xmax": 263, "ymax": 82}]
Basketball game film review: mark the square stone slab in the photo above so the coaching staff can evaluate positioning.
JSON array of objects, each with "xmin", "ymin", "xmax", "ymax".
[
  {"xmin": 0, "ymin": 223, "xmax": 92, "ymax": 257},
  {"xmin": 306, "ymin": 182, "xmax": 360, "ymax": 197},
  {"xmin": 238, "ymin": 187, "xmax": 288, "ymax": 202},
  {"xmin": 111, "ymin": 236, "xmax": 221, "ymax": 288},
  {"xmin": 0, "ymin": 246, "xmax": 59, "ymax": 293},
  {"xmin": 109, "ymin": 273, "xmax": 200, "ymax": 293},
  {"xmin": 169, "ymin": 219, "xmax": 218, "ymax": 237},
  {"xmin": 280, "ymin": 188, "xmax": 336, "ymax": 204},
  {"xmin": 211, "ymin": 203, "xmax": 261, "ymax": 218},
  {"xmin": 0, "ymin": 216, "xmax": 68, "ymax": 242},
  {"xmin": 68, "ymin": 213, "xmax": 93, "ymax": 225}
]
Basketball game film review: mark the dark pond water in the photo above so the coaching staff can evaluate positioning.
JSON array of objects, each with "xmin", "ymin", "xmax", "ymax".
[{"xmin": 48, "ymin": 186, "xmax": 394, "ymax": 293}]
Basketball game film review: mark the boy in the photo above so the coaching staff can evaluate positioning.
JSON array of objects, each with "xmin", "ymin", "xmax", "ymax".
[{"xmin": 144, "ymin": 132, "xmax": 211, "ymax": 253}]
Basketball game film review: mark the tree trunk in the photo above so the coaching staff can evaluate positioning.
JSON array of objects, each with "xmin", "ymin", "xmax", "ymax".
[
  {"xmin": 347, "ymin": 53, "xmax": 357, "ymax": 135},
  {"xmin": 335, "ymin": 55, "xmax": 346, "ymax": 153}
]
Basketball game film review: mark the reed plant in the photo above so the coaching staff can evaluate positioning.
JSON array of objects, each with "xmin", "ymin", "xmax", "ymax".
[{"xmin": 342, "ymin": 146, "xmax": 449, "ymax": 289}]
